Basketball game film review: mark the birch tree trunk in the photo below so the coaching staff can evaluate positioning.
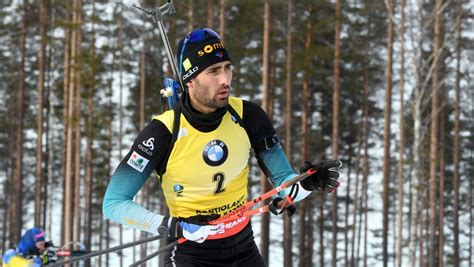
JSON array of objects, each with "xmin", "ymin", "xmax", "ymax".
[
  {"xmin": 44, "ymin": 17, "xmax": 54, "ymax": 232},
  {"xmin": 84, "ymin": 62, "xmax": 93, "ymax": 267},
  {"xmin": 429, "ymin": 0, "xmax": 442, "ymax": 265},
  {"xmin": 359, "ymin": 62, "xmax": 370, "ymax": 267},
  {"xmin": 362, "ymin": 141, "xmax": 369, "ymax": 267},
  {"xmin": 61, "ymin": 0, "xmax": 71, "ymax": 245},
  {"xmin": 452, "ymin": 3, "xmax": 463, "ymax": 266},
  {"xmin": 73, "ymin": 0, "xmax": 83, "ymax": 248},
  {"xmin": 105, "ymin": 66, "xmax": 114, "ymax": 267},
  {"xmin": 260, "ymin": 0, "xmax": 271, "ymax": 264},
  {"xmin": 10, "ymin": 0, "xmax": 27, "ymax": 246},
  {"xmin": 64, "ymin": 0, "xmax": 78, "ymax": 255},
  {"xmin": 332, "ymin": 1, "xmax": 341, "ymax": 265},
  {"xmin": 438, "ymin": 92, "xmax": 446, "ymax": 267},
  {"xmin": 344, "ymin": 141, "xmax": 356, "ymax": 267},
  {"xmin": 207, "ymin": 0, "xmax": 214, "ymax": 29},
  {"xmin": 419, "ymin": 188, "xmax": 428, "ymax": 267},
  {"xmin": 407, "ymin": 0, "xmax": 425, "ymax": 265},
  {"xmin": 84, "ymin": 3, "xmax": 95, "ymax": 266},
  {"xmin": 219, "ymin": 0, "xmax": 225, "ymax": 41},
  {"xmin": 395, "ymin": 0, "xmax": 406, "ymax": 266},
  {"xmin": 300, "ymin": 5, "xmax": 313, "ymax": 266},
  {"xmin": 382, "ymin": 1, "xmax": 394, "ymax": 266},
  {"xmin": 35, "ymin": 0, "xmax": 47, "ymax": 227}
]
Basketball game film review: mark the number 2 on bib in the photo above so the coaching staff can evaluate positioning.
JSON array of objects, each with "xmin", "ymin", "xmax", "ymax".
[{"xmin": 212, "ymin": 173, "xmax": 226, "ymax": 195}]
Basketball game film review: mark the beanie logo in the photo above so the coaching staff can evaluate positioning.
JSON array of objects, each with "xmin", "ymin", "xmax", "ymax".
[
  {"xmin": 183, "ymin": 66, "xmax": 199, "ymax": 81},
  {"xmin": 183, "ymin": 58, "xmax": 192, "ymax": 71},
  {"xmin": 215, "ymin": 51, "xmax": 224, "ymax": 58},
  {"xmin": 198, "ymin": 41, "xmax": 225, "ymax": 57}
]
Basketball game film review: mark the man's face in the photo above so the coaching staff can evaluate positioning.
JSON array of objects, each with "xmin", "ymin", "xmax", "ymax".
[
  {"xmin": 36, "ymin": 241, "xmax": 46, "ymax": 253},
  {"xmin": 187, "ymin": 61, "xmax": 233, "ymax": 114}
]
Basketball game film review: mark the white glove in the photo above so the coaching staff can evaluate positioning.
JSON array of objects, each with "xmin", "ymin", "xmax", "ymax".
[{"xmin": 179, "ymin": 221, "xmax": 223, "ymax": 243}]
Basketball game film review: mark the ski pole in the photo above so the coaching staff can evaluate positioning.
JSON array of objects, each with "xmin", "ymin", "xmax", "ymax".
[
  {"xmin": 129, "ymin": 238, "xmax": 186, "ymax": 267},
  {"xmin": 47, "ymin": 235, "xmax": 167, "ymax": 266}
]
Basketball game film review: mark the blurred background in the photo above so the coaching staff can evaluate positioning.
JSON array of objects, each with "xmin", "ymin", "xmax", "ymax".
[{"xmin": 0, "ymin": 0, "xmax": 472, "ymax": 266}]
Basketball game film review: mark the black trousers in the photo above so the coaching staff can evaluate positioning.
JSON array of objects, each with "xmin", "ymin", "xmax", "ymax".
[{"xmin": 164, "ymin": 223, "xmax": 266, "ymax": 267}]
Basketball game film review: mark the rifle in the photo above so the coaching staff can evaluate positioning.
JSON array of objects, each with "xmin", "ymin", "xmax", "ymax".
[
  {"xmin": 36, "ymin": 241, "xmax": 89, "ymax": 265},
  {"xmin": 133, "ymin": 0, "xmax": 182, "ymax": 110}
]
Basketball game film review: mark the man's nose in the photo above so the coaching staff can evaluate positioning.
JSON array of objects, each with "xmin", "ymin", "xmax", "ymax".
[{"xmin": 218, "ymin": 71, "xmax": 231, "ymax": 86}]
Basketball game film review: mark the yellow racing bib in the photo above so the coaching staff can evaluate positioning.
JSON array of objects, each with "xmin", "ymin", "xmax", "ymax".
[{"xmin": 154, "ymin": 97, "xmax": 251, "ymax": 219}]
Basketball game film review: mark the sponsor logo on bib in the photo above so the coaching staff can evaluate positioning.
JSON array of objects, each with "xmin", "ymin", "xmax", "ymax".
[{"xmin": 202, "ymin": 140, "xmax": 228, "ymax": 166}]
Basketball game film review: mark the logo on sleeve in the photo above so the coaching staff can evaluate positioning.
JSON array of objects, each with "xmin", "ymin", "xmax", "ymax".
[
  {"xmin": 202, "ymin": 140, "xmax": 228, "ymax": 166},
  {"xmin": 138, "ymin": 137, "xmax": 155, "ymax": 156},
  {"xmin": 127, "ymin": 151, "xmax": 149, "ymax": 172}
]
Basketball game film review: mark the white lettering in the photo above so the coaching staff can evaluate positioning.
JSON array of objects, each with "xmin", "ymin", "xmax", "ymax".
[
  {"xmin": 138, "ymin": 144, "xmax": 153, "ymax": 156},
  {"xmin": 183, "ymin": 66, "xmax": 199, "ymax": 80}
]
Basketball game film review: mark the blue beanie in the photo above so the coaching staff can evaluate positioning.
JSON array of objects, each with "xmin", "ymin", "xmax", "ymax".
[{"xmin": 16, "ymin": 227, "xmax": 45, "ymax": 255}]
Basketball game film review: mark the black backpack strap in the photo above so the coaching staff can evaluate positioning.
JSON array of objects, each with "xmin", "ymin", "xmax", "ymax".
[
  {"xmin": 227, "ymin": 104, "xmax": 249, "ymax": 134},
  {"xmin": 227, "ymin": 104, "xmax": 279, "ymax": 153},
  {"xmin": 158, "ymin": 103, "xmax": 181, "ymax": 178}
]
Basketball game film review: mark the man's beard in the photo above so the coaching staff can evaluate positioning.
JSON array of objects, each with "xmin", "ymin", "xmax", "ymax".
[{"xmin": 193, "ymin": 80, "xmax": 230, "ymax": 109}]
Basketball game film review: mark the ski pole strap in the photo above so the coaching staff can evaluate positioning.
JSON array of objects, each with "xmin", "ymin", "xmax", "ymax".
[
  {"xmin": 47, "ymin": 235, "xmax": 167, "ymax": 266},
  {"xmin": 269, "ymin": 195, "xmax": 296, "ymax": 217},
  {"xmin": 129, "ymin": 238, "xmax": 186, "ymax": 267}
]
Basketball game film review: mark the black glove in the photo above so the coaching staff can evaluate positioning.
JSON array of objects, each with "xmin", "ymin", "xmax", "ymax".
[{"xmin": 300, "ymin": 160, "xmax": 341, "ymax": 193}]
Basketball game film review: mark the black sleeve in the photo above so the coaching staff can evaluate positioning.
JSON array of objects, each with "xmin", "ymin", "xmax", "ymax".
[
  {"xmin": 130, "ymin": 119, "xmax": 172, "ymax": 173},
  {"xmin": 242, "ymin": 100, "xmax": 277, "ymax": 149}
]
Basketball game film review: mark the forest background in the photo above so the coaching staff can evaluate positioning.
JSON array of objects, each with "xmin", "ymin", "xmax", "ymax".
[{"xmin": 0, "ymin": 0, "xmax": 472, "ymax": 267}]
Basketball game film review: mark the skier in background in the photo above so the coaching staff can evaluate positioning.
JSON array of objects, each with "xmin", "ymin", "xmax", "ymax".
[{"xmin": 2, "ymin": 227, "xmax": 50, "ymax": 267}]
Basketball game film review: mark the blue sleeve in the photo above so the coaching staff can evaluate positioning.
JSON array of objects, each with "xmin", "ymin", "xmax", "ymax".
[
  {"xmin": 102, "ymin": 153, "xmax": 164, "ymax": 233},
  {"xmin": 257, "ymin": 144, "xmax": 312, "ymax": 201},
  {"xmin": 102, "ymin": 120, "xmax": 172, "ymax": 234},
  {"xmin": 257, "ymin": 144, "xmax": 298, "ymax": 187}
]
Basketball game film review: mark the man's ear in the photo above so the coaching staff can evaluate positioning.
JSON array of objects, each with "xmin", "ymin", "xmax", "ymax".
[{"xmin": 186, "ymin": 80, "xmax": 194, "ymax": 90}]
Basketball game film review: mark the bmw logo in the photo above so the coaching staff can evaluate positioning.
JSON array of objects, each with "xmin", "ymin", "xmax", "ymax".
[
  {"xmin": 173, "ymin": 184, "xmax": 184, "ymax": 193},
  {"xmin": 202, "ymin": 140, "xmax": 228, "ymax": 166}
]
